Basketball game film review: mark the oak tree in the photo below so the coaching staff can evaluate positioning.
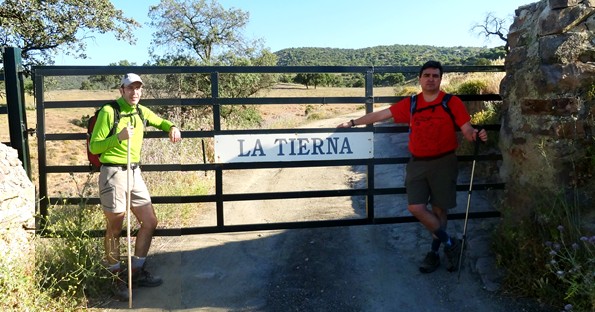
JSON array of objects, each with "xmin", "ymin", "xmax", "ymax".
[{"xmin": 0, "ymin": 0, "xmax": 139, "ymax": 69}]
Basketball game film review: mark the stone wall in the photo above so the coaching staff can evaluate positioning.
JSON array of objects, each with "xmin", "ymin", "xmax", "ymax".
[
  {"xmin": 500, "ymin": 0, "xmax": 595, "ymax": 219},
  {"xmin": 0, "ymin": 143, "xmax": 35, "ymax": 272}
]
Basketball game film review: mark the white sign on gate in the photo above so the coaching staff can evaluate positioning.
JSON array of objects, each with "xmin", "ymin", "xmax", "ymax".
[{"xmin": 214, "ymin": 132, "xmax": 374, "ymax": 163}]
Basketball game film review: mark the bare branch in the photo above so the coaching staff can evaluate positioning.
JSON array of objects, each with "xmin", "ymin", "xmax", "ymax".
[{"xmin": 472, "ymin": 12, "xmax": 511, "ymax": 52}]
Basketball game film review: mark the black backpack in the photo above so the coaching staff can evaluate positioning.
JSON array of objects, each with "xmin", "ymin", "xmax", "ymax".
[
  {"xmin": 86, "ymin": 101, "xmax": 144, "ymax": 171},
  {"xmin": 409, "ymin": 93, "xmax": 457, "ymax": 130}
]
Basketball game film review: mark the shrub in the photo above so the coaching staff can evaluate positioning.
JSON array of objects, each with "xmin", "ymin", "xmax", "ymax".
[
  {"xmin": 493, "ymin": 189, "xmax": 594, "ymax": 311},
  {"xmin": 455, "ymin": 79, "xmax": 489, "ymax": 95},
  {"xmin": 456, "ymin": 101, "xmax": 501, "ymax": 155},
  {"xmin": 393, "ymin": 85, "xmax": 419, "ymax": 96},
  {"xmin": 35, "ymin": 173, "xmax": 110, "ymax": 308},
  {"xmin": 0, "ymin": 232, "xmax": 58, "ymax": 311},
  {"xmin": 0, "ymin": 173, "xmax": 110, "ymax": 310},
  {"xmin": 221, "ymin": 105, "xmax": 263, "ymax": 129},
  {"xmin": 442, "ymin": 72, "xmax": 503, "ymax": 95},
  {"xmin": 544, "ymin": 225, "xmax": 595, "ymax": 311}
]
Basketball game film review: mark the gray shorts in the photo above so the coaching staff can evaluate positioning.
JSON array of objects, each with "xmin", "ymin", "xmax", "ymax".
[
  {"xmin": 98, "ymin": 165, "xmax": 152, "ymax": 213},
  {"xmin": 405, "ymin": 153, "xmax": 458, "ymax": 209}
]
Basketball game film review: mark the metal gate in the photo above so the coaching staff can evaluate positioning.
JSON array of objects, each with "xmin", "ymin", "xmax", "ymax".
[
  {"xmin": 33, "ymin": 65, "xmax": 504, "ymax": 236},
  {"xmin": 1, "ymin": 47, "xmax": 32, "ymax": 178}
]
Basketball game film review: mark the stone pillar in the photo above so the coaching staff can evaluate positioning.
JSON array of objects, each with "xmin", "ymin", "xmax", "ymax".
[
  {"xmin": 500, "ymin": 0, "xmax": 595, "ymax": 216},
  {"xmin": 0, "ymin": 143, "xmax": 35, "ymax": 272}
]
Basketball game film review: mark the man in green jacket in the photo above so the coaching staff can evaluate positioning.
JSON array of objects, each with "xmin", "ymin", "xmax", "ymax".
[{"xmin": 89, "ymin": 73, "xmax": 182, "ymax": 301}]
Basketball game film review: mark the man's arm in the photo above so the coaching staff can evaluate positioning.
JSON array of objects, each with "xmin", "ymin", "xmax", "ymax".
[
  {"xmin": 138, "ymin": 106, "xmax": 181, "ymax": 143},
  {"xmin": 460, "ymin": 122, "xmax": 488, "ymax": 142},
  {"xmin": 337, "ymin": 108, "xmax": 393, "ymax": 128}
]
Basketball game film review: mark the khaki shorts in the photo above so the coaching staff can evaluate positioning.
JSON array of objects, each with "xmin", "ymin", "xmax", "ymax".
[
  {"xmin": 98, "ymin": 165, "xmax": 152, "ymax": 213},
  {"xmin": 405, "ymin": 153, "xmax": 458, "ymax": 209}
]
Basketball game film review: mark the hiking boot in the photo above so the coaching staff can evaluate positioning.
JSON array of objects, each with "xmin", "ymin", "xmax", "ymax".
[
  {"xmin": 419, "ymin": 251, "xmax": 440, "ymax": 273},
  {"xmin": 110, "ymin": 270, "xmax": 129, "ymax": 302},
  {"xmin": 132, "ymin": 266, "xmax": 163, "ymax": 287},
  {"xmin": 444, "ymin": 238, "xmax": 462, "ymax": 272}
]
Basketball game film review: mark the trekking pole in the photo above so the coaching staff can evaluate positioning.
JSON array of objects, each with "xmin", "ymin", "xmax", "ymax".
[
  {"xmin": 457, "ymin": 128, "xmax": 482, "ymax": 281},
  {"xmin": 126, "ymin": 122, "xmax": 133, "ymax": 308}
]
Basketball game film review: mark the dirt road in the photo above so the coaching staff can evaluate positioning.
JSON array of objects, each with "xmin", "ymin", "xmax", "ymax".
[{"xmin": 97, "ymin": 113, "xmax": 551, "ymax": 312}]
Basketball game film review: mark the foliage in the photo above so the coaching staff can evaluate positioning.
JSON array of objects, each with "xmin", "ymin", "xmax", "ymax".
[
  {"xmin": 442, "ymin": 69, "xmax": 504, "ymax": 95},
  {"xmin": 544, "ymin": 226, "xmax": 595, "ymax": 311},
  {"xmin": 293, "ymin": 73, "xmax": 334, "ymax": 89},
  {"xmin": 275, "ymin": 45, "xmax": 504, "ymax": 67},
  {"xmin": 394, "ymin": 85, "xmax": 421, "ymax": 96},
  {"xmin": 275, "ymin": 45, "xmax": 504, "ymax": 88},
  {"xmin": 584, "ymin": 83, "xmax": 595, "ymax": 101},
  {"xmin": 82, "ymin": 60, "xmax": 137, "ymax": 90},
  {"xmin": 455, "ymin": 101, "xmax": 501, "ymax": 153},
  {"xmin": 148, "ymin": 0, "xmax": 252, "ymax": 64},
  {"xmin": 0, "ymin": 0, "xmax": 139, "ymax": 70},
  {"xmin": 493, "ymin": 165, "xmax": 594, "ymax": 312},
  {"xmin": 143, "ymin": 0, "xmax": 279, "ymax": 128},
  {"xmin": 43, "ymin": 76, "xmax": 87, "ymax": 91},
  {"xmin": 0, "ymin": 226, "xmax": 57, "ymax": 310},
  {"xmin": 139, "ymin": 53, "xmax": 277, "ymax": 129},
  {"xmin": 220, "ymin": 105, "xmax": 263, "ymax": 129},
  {"xmin": 36, "ymin": 174, "xmax": 110, "ymax": 307},
  {"xmin": 1, "ymin": 173, "xmax": 109, "ymax": 310},
  {"xmin": 375, "ymin": 73, "xmax": 405, "ymax": 87},
  {"xmin": 454, "ymin": 80, "xmax": 489, "ymax": 95},
  {"xmin": 214, "ymin": 50, "xmax": 279, "ymax": 98}
]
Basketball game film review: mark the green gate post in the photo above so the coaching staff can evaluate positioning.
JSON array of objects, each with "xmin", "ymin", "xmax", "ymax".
[{"xmin": 2, "ymin": 47, "xmax": 31, "ymax": 178}]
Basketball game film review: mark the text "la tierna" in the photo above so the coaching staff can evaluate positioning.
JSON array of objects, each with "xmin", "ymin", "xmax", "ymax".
[{"xmin": 238, "ymin": 137, "xmax": 353, "ymax": 157}]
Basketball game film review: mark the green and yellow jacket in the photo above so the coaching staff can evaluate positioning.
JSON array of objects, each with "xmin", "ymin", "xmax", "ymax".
[{"xmin": 89, "ymin": 97, "xmax": 175, "ymax": 164}]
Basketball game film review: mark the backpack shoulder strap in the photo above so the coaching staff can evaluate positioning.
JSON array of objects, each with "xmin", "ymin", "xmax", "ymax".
[
  {"xmin": 440, "ymin": 94, "xmax": 457, "ymax": 126},
  {"xmin": 440, "ymin": 94, "xmax": 453, "ymax": 111},
  {"xmin": 106, "ymin": 101, "xmax": 120, "ymax": 136},
  {"xmin": 107, "ymin": 101, "xmax": 120, "ymax": 116},
  {"xmin": 135, "ymin": 104, "xmax": 145, "ymax": 121},
  {"xmin": 135, "ymin": 104, "xmax": 146, "ymax": 129},
  {"xmin": 409, "ymin": 94, "xmax": 417, "ymax": 117}
]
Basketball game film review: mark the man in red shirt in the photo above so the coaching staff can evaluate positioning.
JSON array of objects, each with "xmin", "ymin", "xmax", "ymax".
[{"xmin": 338, "ymin": 60, "xmax": 488, "ymax": 273}]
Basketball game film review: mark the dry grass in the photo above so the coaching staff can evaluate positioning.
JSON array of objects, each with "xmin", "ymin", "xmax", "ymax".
[{"xmin": 442, "ymin": 72, "xmax": 505, "ymax": 95}]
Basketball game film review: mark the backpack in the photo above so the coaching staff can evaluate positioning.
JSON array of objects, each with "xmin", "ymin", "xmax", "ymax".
[
  {"xmin": 86, "ymin": 101, "xmax": 144, "ymax": 171},
  {"xmin": 409, "ymin": 93, "xmax": 457, "ymax": 131}
]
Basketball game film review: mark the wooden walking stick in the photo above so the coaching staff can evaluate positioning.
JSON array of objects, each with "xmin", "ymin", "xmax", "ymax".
[{"xmin": 126, "ymin": 122, "xmax": 133, "ymax": 308}]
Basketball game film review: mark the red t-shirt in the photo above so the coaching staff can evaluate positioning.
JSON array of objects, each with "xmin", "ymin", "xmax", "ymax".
[{"xmin": 389, "ymin": 91, "xmax": 471, "ymax": 157}]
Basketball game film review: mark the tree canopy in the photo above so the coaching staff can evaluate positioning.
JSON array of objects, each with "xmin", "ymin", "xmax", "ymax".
[
  {"xmin": 148, "ymin": 0, "xmax": 254, "ymax": 64},
  {"xmin": 0, "ymin": 0, "xmax": 139, "ymax": 69}
]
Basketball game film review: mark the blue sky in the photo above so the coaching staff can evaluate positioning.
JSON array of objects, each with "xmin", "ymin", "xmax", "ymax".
[{"xmin": 54, "ymin": 0, "xmax": 531, "ymax": 65}]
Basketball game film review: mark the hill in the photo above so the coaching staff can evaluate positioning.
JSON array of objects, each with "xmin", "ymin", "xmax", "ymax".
[{"xmin": 274, "ymin": 44, "xmax": 505, "ymax": 66}]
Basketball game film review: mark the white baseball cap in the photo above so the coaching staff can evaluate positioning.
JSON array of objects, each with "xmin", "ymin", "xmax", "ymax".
[{"xmin": 121, "ymin": 73, "xmax": 143, "ymax": 87}]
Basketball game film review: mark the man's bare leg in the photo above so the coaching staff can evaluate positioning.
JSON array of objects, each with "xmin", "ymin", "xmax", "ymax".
[{"xmin": 130, "ymin": 203, "xmax": 158, "ymax": 258}]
